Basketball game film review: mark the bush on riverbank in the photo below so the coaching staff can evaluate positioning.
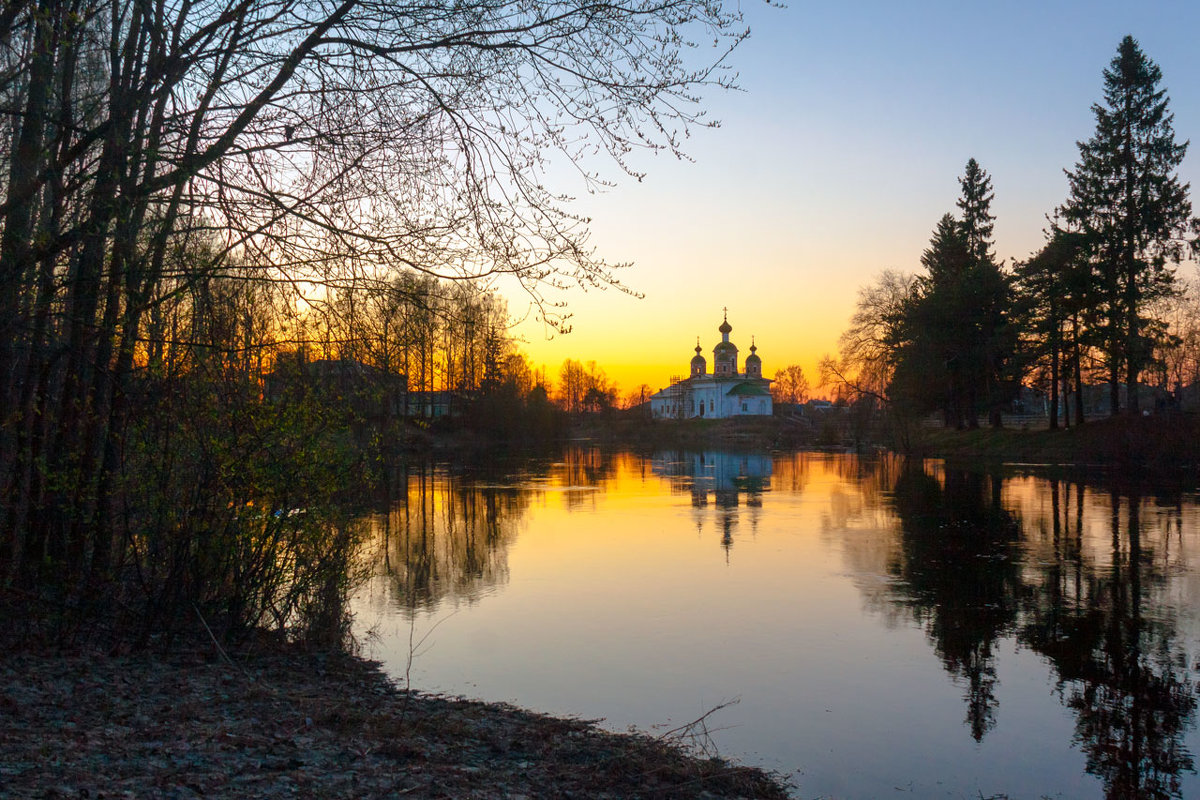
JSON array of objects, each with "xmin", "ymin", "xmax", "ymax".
[{"xmin": 2, "ymin": 372, "xmax": 373, "ymax": 652}]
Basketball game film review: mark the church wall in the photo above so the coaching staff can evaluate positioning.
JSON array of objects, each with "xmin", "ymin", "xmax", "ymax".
[{"xmin": 652, "ymin": 316, "xmax": 774, "ymax": 420}]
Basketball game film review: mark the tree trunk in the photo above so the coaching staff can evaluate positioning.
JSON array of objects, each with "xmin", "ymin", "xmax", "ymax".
[
  {"xmin": 1049, "ymin": 336, "xmax": 1060, "ymax": 431},
  {"xmin": 1109, "ymin": 361, "xmax": 1121, "ymax": 417}
]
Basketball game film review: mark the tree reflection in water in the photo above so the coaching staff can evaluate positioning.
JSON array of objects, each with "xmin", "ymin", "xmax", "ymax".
[
  {"xmin": 1020, "ymin": 483, "xmax": 1195, "ymax": 800},
  {"xmin": 365, "ymin": 451, "xmax": 622, "ymax": 615},
  {"xmin": 367, "ymin": 462, "xmax": 531, "ymax": 614},
  {"xmin": 885, "ymin": 461, "xmax": 1197, "ymax": 798},
  {"xmin": 358, "ymin": 450, "xmax": 1198, "ymax": 798},
  {"xmin": 888, "ymin": 462, "xmax": 1023, "ymax": 741}
]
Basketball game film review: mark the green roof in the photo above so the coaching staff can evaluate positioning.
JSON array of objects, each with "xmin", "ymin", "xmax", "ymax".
[{"xmin": 726, "ymin": 382, "xmax": 770, "ymax": 397}]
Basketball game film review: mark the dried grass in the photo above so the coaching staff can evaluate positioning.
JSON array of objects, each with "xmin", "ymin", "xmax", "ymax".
[{"xmin": 0, "ymin": 646, "xmax": 791, "ymax": 799}]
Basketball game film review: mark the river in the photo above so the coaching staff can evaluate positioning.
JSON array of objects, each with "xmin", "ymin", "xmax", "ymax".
[{"xmin": 351, "ymin": 449, "xmax": 1200, "ymax": 799}]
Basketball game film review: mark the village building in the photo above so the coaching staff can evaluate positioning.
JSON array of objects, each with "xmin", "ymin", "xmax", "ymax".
[{"xmin": 650, "ymin": 314, "xmax": 773, "ymax": 420}]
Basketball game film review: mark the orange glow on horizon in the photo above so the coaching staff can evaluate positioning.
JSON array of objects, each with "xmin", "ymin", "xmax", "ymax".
[{"xmin": 510, "ymin": 294, "xmax": 843, "ymax": 401}]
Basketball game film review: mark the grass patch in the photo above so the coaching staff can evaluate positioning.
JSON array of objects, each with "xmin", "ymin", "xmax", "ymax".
[{"xmin": 914, "ymin": 413, "xmax": 1200, "ymax": 470}]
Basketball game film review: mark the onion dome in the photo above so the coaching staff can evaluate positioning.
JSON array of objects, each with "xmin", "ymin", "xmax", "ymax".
[
  {"xmin": 745, "ymin": 337, "xmax": 761, "ymax": 377},
  {"xmin": 690, "ymin": 338, "xmax": 707, "ymax": 376},
  {"xmin": 713, "ymin": 311, "xmax": 738, "ymax": 374}
]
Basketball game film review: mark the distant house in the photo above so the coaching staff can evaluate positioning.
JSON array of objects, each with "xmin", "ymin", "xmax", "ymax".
[
  {"xmin": 1178, "ymin": 382, "xmax": 1200, "ymax": 412},
  {"xmin": 404, "ymin": 390, "xmax": 460, "ymax": 419},
  {"xmin": 650, "ymin": 313, "xmax": 773, "ymax": 420},
  {"xmin": 1027, "ymin": 382, "xmax": 1173, "ymax": 419}
]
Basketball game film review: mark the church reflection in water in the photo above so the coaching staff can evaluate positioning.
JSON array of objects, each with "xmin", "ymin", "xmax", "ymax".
[
  {"xmin": 356, "ymin": 449, "xmax": 1200, "ymax": 799},
  {"xmin": 651, "ymin": 451, "xmax": 771, "ymax": 551}
]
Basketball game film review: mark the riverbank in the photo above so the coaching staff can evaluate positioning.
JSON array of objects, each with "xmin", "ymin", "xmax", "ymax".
[
  {"xmin": 569, "ymin": 410, "xmax": 1200, "ymax": 476},
  {"xmin": 569, "ymin": 414, "xmax": 816, "ymax": 451},
  {"xmin": 0, "ymin": 645, "xmax": 790, "ymax": 799},
  {"xmin": 912, "ymin": 412, "xmax": 1200, "ymax": 471}
]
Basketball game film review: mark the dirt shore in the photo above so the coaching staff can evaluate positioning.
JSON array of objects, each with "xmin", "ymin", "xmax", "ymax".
[{"xmin": 0, "ymin": 647, "xmax": 791, "ymax": 799}]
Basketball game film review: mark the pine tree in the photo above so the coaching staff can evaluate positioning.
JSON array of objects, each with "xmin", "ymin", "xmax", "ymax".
[
  {"xmin": 958, "ymin": 157, "xmax": 996, "ymax": 266},
  {"xmin": 1060, "ymin": 36, "xmax": 1197, "ymax": 414},
  {"xmin": 955, "ymin": 159, "xmax": 1016, "ymax": 427},
  {"xmin": 1014, "ymin": 231, "xmax": 1091, "ymax": 429},
  {"xmin": 894, "ymin": 213, "xmax": 983, "ymax": 428},
  {"xmin": 892, "ymin": 162, "xmax": 1015, "ymax": 429},
  {"xmin": 920, "ymin": 213, "xmax": 973, "ymax": 287}
]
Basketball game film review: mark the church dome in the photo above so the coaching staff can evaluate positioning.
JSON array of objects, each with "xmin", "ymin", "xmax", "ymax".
[
  {"xmin": 690, "ymin": 341, "xmax": 706, "ymax": 376},
  {"xmin": 745, "ymin": 339, "xmax": 761, "ymax": 377},
  {"xmin": 713, "ymin": 312, "xmax": 738, "ymax": 375}
]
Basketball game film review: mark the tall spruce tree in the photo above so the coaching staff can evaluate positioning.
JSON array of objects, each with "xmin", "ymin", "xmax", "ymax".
[
  {"xmin": 956, "ymin": 159, "xmax": 1015, "ymax": 427},
  {"xmin": 1060, "ymin": 35, "xmax": 1197, "ymax": 414},
  {"xmin": 958, "ymin": 157, "xmax": 996, "ymax": 266},
  {"xmin": 892, "ymin": 212, "xmax": 980, "ymax": 428},
  {"xmin": 891, "ymin": 160, "xmax": 1014, "ymax": 428}
]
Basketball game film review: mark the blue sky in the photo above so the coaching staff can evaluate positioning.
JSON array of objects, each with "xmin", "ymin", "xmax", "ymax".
[{"xmin": 511, "ymin": 1, "xmax": 1200, "ymax": 395}]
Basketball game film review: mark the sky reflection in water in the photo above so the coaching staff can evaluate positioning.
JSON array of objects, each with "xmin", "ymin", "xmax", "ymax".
[{"xmin": 352, "ymin": 450, "xmax": 1200, "ymax": 799}]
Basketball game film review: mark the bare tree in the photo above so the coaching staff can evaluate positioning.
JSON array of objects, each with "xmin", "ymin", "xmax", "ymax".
[
  {"xmin": 0, "ymin": 0, "xmax": 751, "ymax": 627},
  {"xmin": 822, "ymin": 270, "xmax": 917, "ymax": 404},
  {"xmin": 771, "ymin": 364, "xmax": 810, "ymax": 405}
]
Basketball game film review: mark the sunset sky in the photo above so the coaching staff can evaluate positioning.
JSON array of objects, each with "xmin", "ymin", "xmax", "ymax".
[{"xmin": 503, "ymin": 0, "xmax": 1200, "ymax": 399}]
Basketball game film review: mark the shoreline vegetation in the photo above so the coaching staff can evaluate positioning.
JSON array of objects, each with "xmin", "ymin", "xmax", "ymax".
[
  {"xmin": 6, "ymin": 412, "xmax": 1193, "ymax": 799},
  {"xmin": 910, "ymin": 413, "xmax": 1200, "ymax": 471},
  {"xmin": 564, "ymin": 411, "xmax": 1200, "ymax": 473}
]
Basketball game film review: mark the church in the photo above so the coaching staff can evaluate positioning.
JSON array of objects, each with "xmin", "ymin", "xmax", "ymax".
[{"xmin": 650, "ymin": 313, "xmax": 773, "ymax": 420}]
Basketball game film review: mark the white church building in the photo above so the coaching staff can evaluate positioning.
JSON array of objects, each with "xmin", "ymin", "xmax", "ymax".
[{"xmin": 650, "ymin": 314, "xmax": 773, "ymax": 420}]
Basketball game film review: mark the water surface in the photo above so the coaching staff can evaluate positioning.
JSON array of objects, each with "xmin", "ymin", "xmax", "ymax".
[{"xmin": 352, "ymin": 450, "xmax": 1200, "ymax": 799}]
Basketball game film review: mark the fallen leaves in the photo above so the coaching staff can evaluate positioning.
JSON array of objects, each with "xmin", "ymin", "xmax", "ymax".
[{"xmin": 0, "ymin": 648, "xmax": 790, "ymax": 799}]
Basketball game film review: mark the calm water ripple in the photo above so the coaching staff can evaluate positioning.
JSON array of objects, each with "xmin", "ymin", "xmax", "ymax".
[{"xmin": 352, "ymin": 449, "xmax": 1200, "ymax": 799}]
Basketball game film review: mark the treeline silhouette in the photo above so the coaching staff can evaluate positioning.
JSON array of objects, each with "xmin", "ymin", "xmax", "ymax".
[
  {"xmin": 825, "ymin": 37, "xmax": 1200, "ymax": 434},
  {"xmin": 0, "ymin": 1, "xmax": 745, "ymax": 646}
]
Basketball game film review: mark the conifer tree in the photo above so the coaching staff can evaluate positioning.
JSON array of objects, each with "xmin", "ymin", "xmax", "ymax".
[
  {"xmin": 920, "ymin": 213, "xmax": 973, "ymax": 287},
  {"xmin": 891, "ymin": 161, "xmax": 1015, "ymax": 428},
  {"xmin": 958, "ymin": 157, "xmax": 996, "ymax": 266},
  {"xmin": 1060, "ymin": 35, "xmax": 1197, "ymax": 414},
  {"xmin": 1014, "ymin": 231, "xmax": 1092, "ymax": 429},
  {"xmin": 955, "ymin": 159, "xmax": 1016, "ymax": 428},
  {"xmin": 892, "ymin": 214, "xmax": 976, "ymax": 427}
]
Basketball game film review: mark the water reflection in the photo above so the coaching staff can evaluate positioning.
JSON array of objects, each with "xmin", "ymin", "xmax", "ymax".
[
  {"xmin": 651, "ymin": 451, "xmax": 772, "ymax": 551},
  {"xmin": 366, "ymin": 462, "xmax": 532, "ymax": 614},
  {"xmin": 355, "ymin": 449, "xmax": 1200, "ymax": 798},
  {"xmin": 554, "ymin": 448, "xmax": 618, "ymax": 510},
  {"xmin": 883, "ymin": 461, "xmax": 1197, "ymax": 797},
  {"xmin": 887, "ymin": 464, "xmax": 1023, "ymax": 741},
  {"xmin": 364, "ymin": 451, "xmax": 627, "ymax": 613},
  {"xmin": 1018, "ymin": 482, "xmax": 1196, "ymax": 800}
]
